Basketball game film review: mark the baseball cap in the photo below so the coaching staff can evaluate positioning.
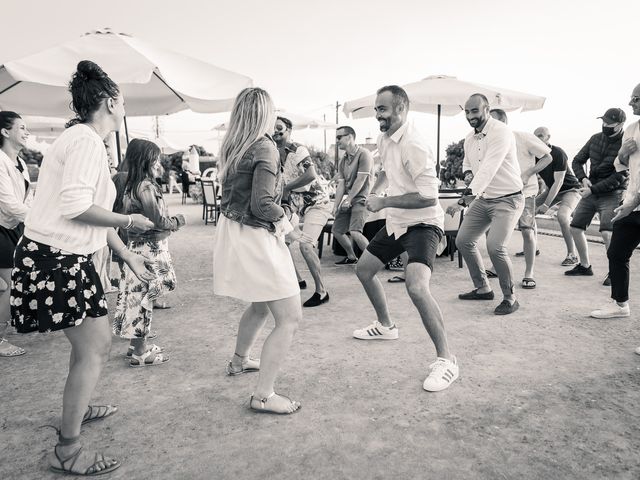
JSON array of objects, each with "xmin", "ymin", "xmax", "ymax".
[{"xmin": 597, "ymin": 108, "xmax": 626, "ymax": 124}]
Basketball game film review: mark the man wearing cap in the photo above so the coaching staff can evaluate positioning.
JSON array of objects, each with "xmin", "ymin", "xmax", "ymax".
[
  {"xmin": 591, "ymin": 84, "xmax": 640, "ymax": 329},
  {"xmin": 565, "ymin": 108, "xmax": 628, "ymax": 285}
]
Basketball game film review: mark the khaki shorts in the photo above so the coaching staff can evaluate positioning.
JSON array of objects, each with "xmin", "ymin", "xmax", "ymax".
[
  {"xmin": 299, "ymin": 203, "xmax": 333, "ymax": 244},
  {"xmin": 517, "ymin": 196, "xmax": 536, "ymax": 230},
  {"xmin": 332, "ymin": 202, "xmax": 369, "ymax": 235}
]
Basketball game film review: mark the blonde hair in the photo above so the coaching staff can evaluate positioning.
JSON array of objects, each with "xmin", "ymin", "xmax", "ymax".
[{"xmin": 219, "ymin": 88, "xmax": 275, "ymax": 183}]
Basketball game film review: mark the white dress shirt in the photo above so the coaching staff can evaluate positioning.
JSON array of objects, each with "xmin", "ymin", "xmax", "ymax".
[
  {"xmin": 615, "ymin": 120, "xmax": 640, "ymax": 212},
  {"xmin": 25, "ymin": 124, "xmax": 116, "ymax": 254},
  {"xmin": 0, "ymin": 149, "xmax": 30, "ymax": 229},
  {"xmin": 378, "ymin": 120, "xmax": 444, "ymax": 237},
  {"xmin": 463, "ymin": 117, "xmax": 523, "ymax": 199}
]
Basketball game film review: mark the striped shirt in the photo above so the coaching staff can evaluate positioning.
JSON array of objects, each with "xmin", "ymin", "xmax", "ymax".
[{"xmin": 24, "ymin": 124, "xmax": 116, "ymax": 254}]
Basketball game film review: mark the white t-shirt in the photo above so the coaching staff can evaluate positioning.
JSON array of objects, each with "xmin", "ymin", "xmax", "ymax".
[
  {"xmin": 25, "ymin": 124, "xmax": 116, "ymax": 254},
  {"xmin": 615, "ymin": 120, "xmax": 640, "ymax": 212},
  {"xmin": 514, "ymin": 131, "xmax": 552, "ymax": 197}
]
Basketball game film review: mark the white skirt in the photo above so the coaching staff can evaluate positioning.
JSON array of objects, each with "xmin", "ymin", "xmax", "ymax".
[{"xmin": 213, "ymin": 215, "xmax": 300, "ymax": 302}]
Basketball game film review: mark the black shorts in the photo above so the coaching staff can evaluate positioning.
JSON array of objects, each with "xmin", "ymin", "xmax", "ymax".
[{"xmin": 366, "ymin": 224, "xmax": 443, "ymax": 271}]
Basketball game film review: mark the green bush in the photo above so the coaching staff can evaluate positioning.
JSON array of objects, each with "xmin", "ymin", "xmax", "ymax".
[{"xmin": 440, "ymin": 139, "xmax": 465, "ymax": 188}]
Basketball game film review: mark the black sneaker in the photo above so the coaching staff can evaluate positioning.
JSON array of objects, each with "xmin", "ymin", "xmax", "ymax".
[
  {"xmin": 335, "ymin": 257, "xmax": 358, "ymax": 265},
  {"xmin": 603, "ymin": 273, "xmax": 611, "ymax": 286},
  {"xmin": 564, "ymin": 264, "xmax": 593, "ymax": 276},
  {"xmin": 303, "ymin": 292, "xmax": 330, "ymax": 307}
]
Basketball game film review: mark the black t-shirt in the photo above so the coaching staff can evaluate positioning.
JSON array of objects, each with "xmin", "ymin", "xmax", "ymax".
[{"xmin": 537, "ymin": 145, "xmax": 581, "ymax": 193}]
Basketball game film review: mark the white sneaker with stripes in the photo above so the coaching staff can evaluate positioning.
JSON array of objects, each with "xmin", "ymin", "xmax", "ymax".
[
  {"xmin": 423, "ymin": 357, "xmax": 459, "ymax": 392},
  {"xmin": 352, "ymin": 321, "xmax": 399, "ymax": 340}
]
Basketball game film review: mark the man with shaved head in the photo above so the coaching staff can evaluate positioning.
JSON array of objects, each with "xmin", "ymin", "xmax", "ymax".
[
  {"xmin": 448, "ymin": 94, "xmax": 524, "ymax": 315},
  {"xmin": 591, "ymin": 84, "xmax": 640, "ymax": 330},
  {"xmin": 533, "ymin": 127, "xmax": 582, "ymax": 265}
]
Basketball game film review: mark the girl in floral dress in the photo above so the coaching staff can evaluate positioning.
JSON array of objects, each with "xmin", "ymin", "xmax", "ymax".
[{"xmin": 113, "ymin": 138, "xmax": 185, "ymax": 367}]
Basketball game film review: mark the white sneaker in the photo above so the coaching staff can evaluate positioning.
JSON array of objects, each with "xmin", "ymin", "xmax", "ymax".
[
  {"xmin": 423, "ymin": 357, "xmax": 459, "ymax": 392},
  {"xmin": 590, "ymin": 300, "xmax": 630, "ymax": 319},
  {"xmin": 352, "ymin": 321, "xmax": 398, "ymax": 340}
]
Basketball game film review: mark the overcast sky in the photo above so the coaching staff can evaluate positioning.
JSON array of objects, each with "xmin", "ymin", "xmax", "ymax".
[{"xmin": 2, "ymin": 0, "xmax": 638, "ymax": 158}]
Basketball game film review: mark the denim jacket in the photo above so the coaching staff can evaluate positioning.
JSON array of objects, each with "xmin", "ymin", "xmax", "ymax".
[
  {"xmin": 123, "ymin": 179, "xmax": 179, "ymax": 242},
  {"xmin": 220, "ymin": 135, "xmax": 284, "ymax": 232}
]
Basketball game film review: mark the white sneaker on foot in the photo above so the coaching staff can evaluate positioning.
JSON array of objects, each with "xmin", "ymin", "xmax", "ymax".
[
  {"xmin": 590, "ymin": 300, "xmax": 630, "ymax": 319},
  {"xmin": 352, "ymin": 321, "xmax": 398, "ymax": 340},
  {"xmin": 423, "ymin": 357, "xmax": 459, "ymax": 392}
]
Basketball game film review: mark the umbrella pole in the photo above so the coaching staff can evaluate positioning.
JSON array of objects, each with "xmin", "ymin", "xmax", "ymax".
[
  {"xmin": 124, "ymin": 116, "xmax": 130, "ymax": 145},
  {"xmin": 436, "ymin": 104, "xmax": 441, "ymax": 177},
  {"xmin": 115, "ymin": 131, "xmax": 122, "ymax": 166}
]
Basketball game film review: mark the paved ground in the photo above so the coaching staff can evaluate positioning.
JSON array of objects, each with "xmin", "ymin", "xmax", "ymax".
[{"xmin": 2, "ymin": 194, "xmax": 639, "ymax": 480}]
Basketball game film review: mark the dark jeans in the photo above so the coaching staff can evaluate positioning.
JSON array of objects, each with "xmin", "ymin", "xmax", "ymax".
[{"xmin": 608, "ymin": 211, "xmax": 640, "ymax": 302}]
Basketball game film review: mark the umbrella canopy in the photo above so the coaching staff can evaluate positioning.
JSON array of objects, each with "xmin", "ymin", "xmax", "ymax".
[
  {"xmin": 342, "ymin": 75, "xmax": 546, "ymax": 119},
  {"xmin": 212, "ymin": 109, "xmax": 337, "ymax": 132},
  {"xmin": 0, "ymin": 28, "xmax": 253, "ymax": 117}
]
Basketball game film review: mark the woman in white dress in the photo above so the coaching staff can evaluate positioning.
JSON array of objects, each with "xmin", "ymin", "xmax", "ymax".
[{"xmin": 213, "ymin": 87, "xmax": 302, "ymax": 414}]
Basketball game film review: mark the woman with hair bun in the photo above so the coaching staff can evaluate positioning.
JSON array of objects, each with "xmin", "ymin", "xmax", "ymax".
[
  {"xmin": 0, "ymin": 111, "xmax": 29, "ymax": 357},
  {"xmin": 10, "ymin": 60, "xmax": 154, "ymax": 476}
]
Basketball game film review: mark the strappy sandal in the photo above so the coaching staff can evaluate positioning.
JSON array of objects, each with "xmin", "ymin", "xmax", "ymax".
[
  {"xmin": 81, "ymin": 405, "xmax": 118, "ymax": 426},
  {"xmin": 126, "ymin": 344, "xmax": 163, "ymax": 358},
  {"xmin": 226, "ymin": 354, "xmax": 260, "ymax": 376},
  {"xmin": 522, "ymin": 277, "xmax": 536, "ymax": 289},
  {"xmin": 249, "ymin": 392, "xmax": 301, "ymax": 415},
  {"xmin": 50, "ymin": 440, "xmax": 120, "ymax": 476},
  {"xmin": 130, "ymin": 349, "xmax": 170, "ymax": 367},
  {"xmin": 0, "ymin": 338, "xmax": 26, "ymax": 357}
]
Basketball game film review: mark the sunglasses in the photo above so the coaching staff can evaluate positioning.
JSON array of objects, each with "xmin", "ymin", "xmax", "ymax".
[
  {"xmin": 336, "ymin": 133, "xmax": 350, "ymax": 140},
  {"xmin": 274, "ymin": 125, "xmax": 290, "ymax": 132}
]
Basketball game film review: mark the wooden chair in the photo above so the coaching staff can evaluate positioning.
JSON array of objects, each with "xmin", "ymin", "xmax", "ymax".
[
  {"xmin": 439, "ymin": 194, "xmax": 465, "ymax": 268},
  {"xmin": 201, "ymin": 179, "xmax": 219, "ymax": 225}
]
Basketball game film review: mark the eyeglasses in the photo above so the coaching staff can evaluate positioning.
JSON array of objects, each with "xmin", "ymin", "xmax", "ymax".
[{"xmin": 336, "ymin": 134, "xmax": 350, "ymax": 140}]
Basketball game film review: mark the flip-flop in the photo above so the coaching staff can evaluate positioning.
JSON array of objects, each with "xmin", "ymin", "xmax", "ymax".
[
  {"xmin": 387, "ymin": 275, "xmax": 405, "ymax": 283},
  {"xmin": 522, "ymin": 277, "xmax": 536, "ymax": 289}
]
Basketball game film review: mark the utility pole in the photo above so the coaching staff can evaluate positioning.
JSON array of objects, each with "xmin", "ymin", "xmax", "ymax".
[{"xmin": 334, "ymin": 100, "xmax": 341, "ymax": 167}]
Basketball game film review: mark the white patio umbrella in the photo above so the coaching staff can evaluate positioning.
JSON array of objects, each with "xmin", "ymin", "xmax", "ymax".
[
  {"xmin": 0, "ymin": 28, "xmax": 253, "ymax": 117},
  {"xmin": 0, "ymin": 28, "xmax": 253, "ymax": 159},
  {"xmin": 343, "ymin": 74, "xmax": 546, "ymax": 165}
]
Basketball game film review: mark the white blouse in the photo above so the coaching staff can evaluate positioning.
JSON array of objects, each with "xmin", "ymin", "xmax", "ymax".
[
  {"xmin": 0, "ymin": 149, "xmax": 30, "ymax": 229},
  {"xmin": 24, "ymin": 124, "xmax": 116, "ymax": 255}
]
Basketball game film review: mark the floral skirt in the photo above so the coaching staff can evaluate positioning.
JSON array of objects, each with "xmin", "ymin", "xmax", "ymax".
[
  {"xmin": 10, "ymin": 237, "xmax": 108, "ymax": 333},
  {"xmin": 112, "ymin": 238, "xmax": 176, "ymax": 339}
]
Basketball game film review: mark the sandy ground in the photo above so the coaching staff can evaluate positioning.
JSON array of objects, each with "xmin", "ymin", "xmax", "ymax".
[{"xmin": 1, "ymin": 194, "xmax": 639, "ymax": 480}]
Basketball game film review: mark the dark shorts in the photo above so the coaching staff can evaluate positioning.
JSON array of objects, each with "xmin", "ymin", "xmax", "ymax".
[
  {"xmin": 517, "ymin": 196, "xmax": 536, "ymax": 230},
  {"xmin": 570, "ymin": 190, "xmax": 623, "ymax": 232},
  {"xmin": 332, "ymin": 202, "xmax": 369, "ymax": 235},
  {"xmin": 366, "ymin": 224, "xmax": 443, "ymax": 271}
]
